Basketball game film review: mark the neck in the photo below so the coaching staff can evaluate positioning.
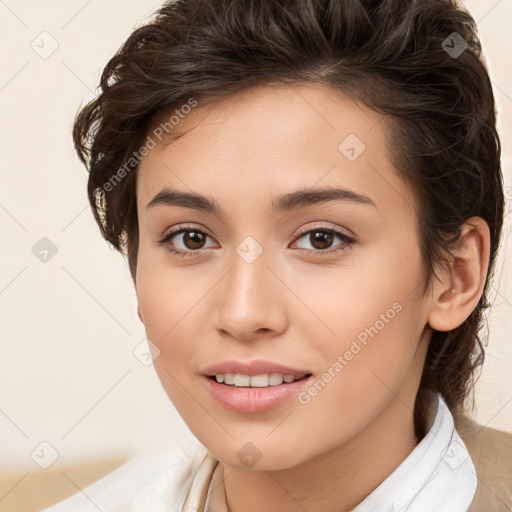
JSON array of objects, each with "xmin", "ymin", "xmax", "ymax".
[{"xmin": 220, "ymin": 396, "xmax": 419, "ymax": 512}]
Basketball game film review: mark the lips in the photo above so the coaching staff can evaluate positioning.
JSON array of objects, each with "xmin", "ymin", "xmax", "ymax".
[
  {"xmin": 202, "ymin": 359, "xmax": 311, "ymax": 378},
  {"xmin": 201, "ymin": 359, "xmax": 313, "ymax": 413}
]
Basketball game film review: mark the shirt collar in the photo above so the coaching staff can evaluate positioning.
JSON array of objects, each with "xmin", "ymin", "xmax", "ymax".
[{"xmin": 353, "ymin": 394, "xmax": 477, "ymax": 511}]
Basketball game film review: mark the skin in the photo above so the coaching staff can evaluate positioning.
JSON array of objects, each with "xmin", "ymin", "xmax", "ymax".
[{"xmin": 134, "ymin": 84, "xmax": 490, "ymax": 512}]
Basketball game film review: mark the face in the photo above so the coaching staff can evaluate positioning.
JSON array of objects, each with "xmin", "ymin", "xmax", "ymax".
[{"xmin": 135, "ymin": 84, "xmax": 434, "ymax": 470}]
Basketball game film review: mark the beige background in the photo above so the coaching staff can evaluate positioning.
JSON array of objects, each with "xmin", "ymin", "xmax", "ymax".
[{"xmin": 0, "ymin": 0, "xmax": 511, "ymax": 506}]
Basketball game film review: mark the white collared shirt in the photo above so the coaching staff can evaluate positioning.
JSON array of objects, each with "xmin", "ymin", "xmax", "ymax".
[{"xmin": 40, "ymin": 394, "xmax": 477, "ymax": 512}]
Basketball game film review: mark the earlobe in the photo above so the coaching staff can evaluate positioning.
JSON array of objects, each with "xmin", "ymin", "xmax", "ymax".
[
  {"xmin": 427, "ymin": 217, "xmax": 490, "ymax": 332},
  {"xmin": 137, "ymin": 304, "xmax": 144, "ymax": 323}
]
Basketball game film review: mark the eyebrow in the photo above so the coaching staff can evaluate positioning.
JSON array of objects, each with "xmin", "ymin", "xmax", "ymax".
[{"xmin": 146, "ymin": 186, "xmax": 377, "ymax": 214}]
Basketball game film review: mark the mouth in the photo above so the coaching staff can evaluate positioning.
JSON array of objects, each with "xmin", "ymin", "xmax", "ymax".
[
  {"xmin": 208, "ymin": 372, "xmax": 312, "ymax": 388},
  {"xmin": 202, "ymin": 361, "xmax": 314, "ymax": 413}
]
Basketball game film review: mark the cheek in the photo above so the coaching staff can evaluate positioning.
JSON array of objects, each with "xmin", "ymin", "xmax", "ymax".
[
  {"xmin": 293, "ymin": 300, "xmax": 426, "ymax": 452},
  {"xmin": 295, "ymin": 243, "xmax": 427, "ymax": 404},
  {"xmin": 136, "ymin": 265, "xmax": 200, "ymax": 413},
  {"xmin": 136, "ymin": 241, "xmax": 194, "ymax": 334},
  {"xmin": 296, "ymin": 234, "xmax": 425, "ymax": 349},
  {"xmin": 135, "ymin": 253, "xmax": 195, "ymax": 368}
]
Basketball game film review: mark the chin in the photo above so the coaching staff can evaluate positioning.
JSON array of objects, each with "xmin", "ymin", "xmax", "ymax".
[{"xmin": 197, "ymin": 434, "xmax": 315, "ymax": 471}]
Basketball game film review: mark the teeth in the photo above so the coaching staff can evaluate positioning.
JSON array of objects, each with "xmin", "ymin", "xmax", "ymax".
[
  {"xmin": 269, "ymin": 373, "xmax": 284, "ymax": 386},
  {"xmin": 214, "ymin": 373, "xmax": 303, "ymax": 387},
  {"xmin": 233, "ymin": 374, "xmax": 250, "ymax": 386},
  {"xmin": 250, "ymin": 374, "xmax": 270, "ymax": 387}
]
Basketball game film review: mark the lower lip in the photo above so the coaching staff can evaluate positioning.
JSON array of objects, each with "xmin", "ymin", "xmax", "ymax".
[{"xmin": 203, "ymin": 376, "xmax": 312, "ymax": 413}]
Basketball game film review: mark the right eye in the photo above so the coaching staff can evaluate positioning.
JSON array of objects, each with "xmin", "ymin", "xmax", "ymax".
[{"xmin": 157, "ymin": 225, "xmax": 218, "ymax": 256}]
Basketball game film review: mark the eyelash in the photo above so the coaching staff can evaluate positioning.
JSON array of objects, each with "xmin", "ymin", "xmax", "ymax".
[{"xmin": 156, "ymin": 225, "xmax": 355, "ymax": 258}]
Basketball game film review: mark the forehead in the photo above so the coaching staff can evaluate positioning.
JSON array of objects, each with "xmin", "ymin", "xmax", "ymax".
[
  {"xmin": 144, "ymin": 83, "xmax": 383, "ymax": 158},
  {"xmin": 136, "ymin": 84, "xmax": 415, "ymax": 218}
]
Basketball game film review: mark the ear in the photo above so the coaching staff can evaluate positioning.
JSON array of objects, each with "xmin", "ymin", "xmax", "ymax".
[
  {"xmin": 137, "ymin": 304, "xmax": 144, "ymax": 323},
  {"xmin": 428, "ymin": 217, "xmax": 491, "ymax": 332}
]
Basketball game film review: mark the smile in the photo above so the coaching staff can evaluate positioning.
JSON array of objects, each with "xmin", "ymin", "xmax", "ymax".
[{"xmin": 212, "ymin": 372, "xmax": 309, "ymax": 387}]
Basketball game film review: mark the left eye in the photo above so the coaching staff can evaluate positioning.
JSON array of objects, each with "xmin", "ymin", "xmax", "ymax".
[{"xmin": 292, "ymin": 228, "xmax": 354, "ymax": 253}]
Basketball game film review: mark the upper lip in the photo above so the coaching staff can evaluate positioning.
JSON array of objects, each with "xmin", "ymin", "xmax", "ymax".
[{"xmin": 202, "ymin": 359, "xmax": 311, "ymax": 377}]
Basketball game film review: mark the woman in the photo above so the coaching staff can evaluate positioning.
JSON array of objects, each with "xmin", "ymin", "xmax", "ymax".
[{"xmin": 41, "ymin": 0, "xmax": 506, "ymax": 510}]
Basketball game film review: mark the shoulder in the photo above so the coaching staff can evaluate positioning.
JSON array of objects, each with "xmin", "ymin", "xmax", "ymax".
[
  {"xmin": 454, "ymin": 412, "xmax": 512, "ymax": 512},
  {"xmin": 38, "ymin": 441, "xmax": 208, "ymax": 512}
]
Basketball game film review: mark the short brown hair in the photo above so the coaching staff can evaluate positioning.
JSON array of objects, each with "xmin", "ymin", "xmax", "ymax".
[{"xmin": 73, "ymin": 0, "xmax": 504, "ymax": 438}]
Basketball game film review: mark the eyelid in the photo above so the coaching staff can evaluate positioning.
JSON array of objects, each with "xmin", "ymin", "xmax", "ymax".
[
  {"xmin": 293, "ymin": 222, "xmax": 355, "ymax": 241},
  {"xmin": 158, "ymin": 223, "xmax": 211, "ymax": 241},
  {"xmin": 157, "ymin": 224, "xmax": 218, "ymax": 250}
]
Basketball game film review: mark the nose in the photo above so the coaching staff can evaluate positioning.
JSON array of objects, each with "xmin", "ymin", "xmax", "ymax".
[{"xmin": 213, "ymin": 244, "xmax": 289, "ymax": 342}]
